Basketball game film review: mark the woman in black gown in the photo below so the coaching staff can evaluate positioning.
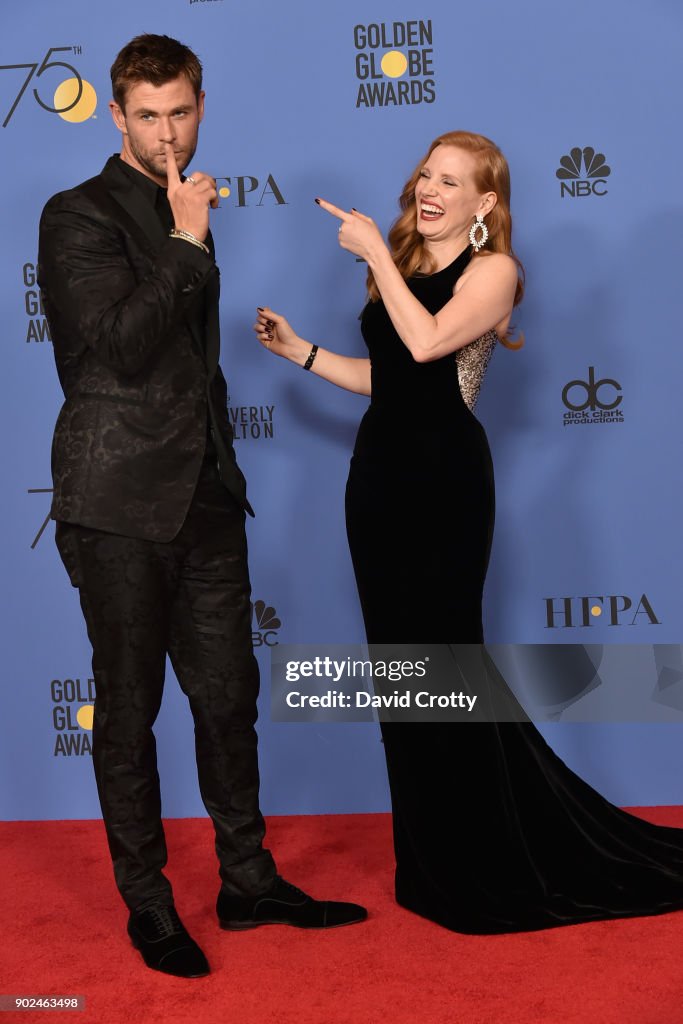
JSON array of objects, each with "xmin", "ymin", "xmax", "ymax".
[{"xmin": 254, "ymin": 130, "xmax": 683, "ymax": 933}]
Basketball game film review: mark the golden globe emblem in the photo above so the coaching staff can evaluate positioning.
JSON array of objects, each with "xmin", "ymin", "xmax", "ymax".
[
  {"xmin": 76, "ymin": 704, "xmax": 94, "ymax": 730},
  {"xmin": 53, "ymin": 78, "xmax": 97, "ymax": 123},
  {"xmin": 380, "ymin": 50, "xmax": 408, "ymax": 78}
]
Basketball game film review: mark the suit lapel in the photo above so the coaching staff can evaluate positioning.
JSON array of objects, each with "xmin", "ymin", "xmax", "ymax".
[{"xmin": 99, "ymin": 155, "xmax": 168, "ymax": 253}]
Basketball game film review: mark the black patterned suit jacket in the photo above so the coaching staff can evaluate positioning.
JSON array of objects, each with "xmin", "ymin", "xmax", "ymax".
[{"xmin": 38, "ymin": 154, "xmax": 252, "ymax": 542}]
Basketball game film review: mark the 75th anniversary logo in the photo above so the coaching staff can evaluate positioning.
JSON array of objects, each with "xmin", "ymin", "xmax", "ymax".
[{"xmin": 0, "ymin": 46, "xmax": 96, "ymax": 126}]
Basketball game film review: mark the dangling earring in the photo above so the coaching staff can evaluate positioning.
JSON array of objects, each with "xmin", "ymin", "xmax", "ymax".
[{"xmin": 469, "ymin": 214, "xmax": 488, "ymax": 252}]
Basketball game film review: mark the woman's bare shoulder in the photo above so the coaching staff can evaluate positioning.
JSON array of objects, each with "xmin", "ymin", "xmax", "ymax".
[{"xmin": 455, "ymin": 251, "xmax": 518, "ymax": 292}]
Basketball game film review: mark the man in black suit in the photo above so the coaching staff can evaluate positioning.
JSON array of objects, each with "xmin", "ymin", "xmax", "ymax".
[{"xmin": 38, "ymin": 33, "xmax": 365, "ymax": 979}]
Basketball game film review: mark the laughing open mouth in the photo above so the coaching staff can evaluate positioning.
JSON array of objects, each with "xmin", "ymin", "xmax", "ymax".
[{"xmin": 420, "ymin": 202, "xmax": 444, "ymax": 219}]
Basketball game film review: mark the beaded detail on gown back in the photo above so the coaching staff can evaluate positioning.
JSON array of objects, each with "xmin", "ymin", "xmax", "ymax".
[{"xmin": 456, "ymin": 329, "xmax": 497, "ymax": 410}]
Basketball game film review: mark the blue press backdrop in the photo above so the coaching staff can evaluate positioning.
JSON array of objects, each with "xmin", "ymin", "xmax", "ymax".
[{"xmin": 2, "ymin": 0, "xmax": 683, "ymax": 821}]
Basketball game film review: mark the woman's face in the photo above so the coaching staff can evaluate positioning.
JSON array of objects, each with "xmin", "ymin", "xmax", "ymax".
[{"xmin": 413, "ymin": 144, "xmax": 493, "ymax": 245}]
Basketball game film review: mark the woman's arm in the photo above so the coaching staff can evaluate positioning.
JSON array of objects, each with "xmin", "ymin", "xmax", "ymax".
[
  {"xmin": 254, "ymin": 308, "xmax": 371, "ymax": 396},
  {"xmin": 368, "ymin": 246, "xmax": 517, "ymax": 361},
  {"xmin": 316, "ymin": 200, "xmax": 517, "ymax": 363}
]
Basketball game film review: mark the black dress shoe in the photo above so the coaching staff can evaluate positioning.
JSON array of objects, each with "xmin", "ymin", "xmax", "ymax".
[
  {"xmin": 128, "ymin": 903, "xmax": 210, "ymax": 978},
  {"xmin": 217, "ymin": 876, "xmax": 368, "ymax": 930}
]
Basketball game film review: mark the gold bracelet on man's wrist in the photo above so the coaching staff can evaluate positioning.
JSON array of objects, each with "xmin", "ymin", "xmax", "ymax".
[{"xmin": 169, "ymin": 229, "xmax": 210, "ymax": 255}]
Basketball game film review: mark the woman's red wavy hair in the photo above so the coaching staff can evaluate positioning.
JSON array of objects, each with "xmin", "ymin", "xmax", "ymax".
[{"xmin": 367, "ymin": 131, "xmax": 524, "ymax": 348}]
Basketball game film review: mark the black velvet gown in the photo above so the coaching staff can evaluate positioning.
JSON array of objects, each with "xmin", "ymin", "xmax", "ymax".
[{"xmin": 344, "ymin": 245, "xmax": 683, "ymax": 933}]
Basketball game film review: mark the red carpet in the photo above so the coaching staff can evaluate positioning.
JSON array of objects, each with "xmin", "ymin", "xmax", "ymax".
[{"xmin": 2, "ymin": 810, "xmax": 683, "ymax": 1024}]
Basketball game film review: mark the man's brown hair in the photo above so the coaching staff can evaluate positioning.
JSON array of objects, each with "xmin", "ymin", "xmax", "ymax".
[{"xmin": 111, "ymin": 34, "xmax": 203, "ymax": 110}]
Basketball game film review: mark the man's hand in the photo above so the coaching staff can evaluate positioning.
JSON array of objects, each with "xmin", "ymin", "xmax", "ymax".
[{"xmin": 164, "ymin": 141, "xmax": 218, "ymax": 242}]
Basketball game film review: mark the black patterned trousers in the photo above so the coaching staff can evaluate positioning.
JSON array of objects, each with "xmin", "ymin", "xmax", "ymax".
[{"xmin": 55, "ymin": 459, "xmax": 276, "ymax": 911}]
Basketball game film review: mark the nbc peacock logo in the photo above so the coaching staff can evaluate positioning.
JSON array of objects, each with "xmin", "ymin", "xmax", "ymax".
[
  {"xmin": 556, "ymin": 147, "xmax": 611, "ymax": 198},
  {"xmin": 251, "ymin": 600, "xmax": 281, "ymax": 647}
]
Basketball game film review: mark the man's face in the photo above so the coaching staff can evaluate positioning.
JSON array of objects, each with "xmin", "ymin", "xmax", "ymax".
[{"xmin": 109, "ymin": 75, "xmax": 204, "ymax": 185}]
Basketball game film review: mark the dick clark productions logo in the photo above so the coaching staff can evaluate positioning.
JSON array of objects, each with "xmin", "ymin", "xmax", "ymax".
[
  {"xmin": 561, "ymin": 366, "xmax": 624, "ymax": 426},
  {"xmin": 556, "ymin": 147, "xmax": 611, "ymax": 198},
  {"xmin": 354, "ymin": 20, "xmax": 435, "ymax": 108}
]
